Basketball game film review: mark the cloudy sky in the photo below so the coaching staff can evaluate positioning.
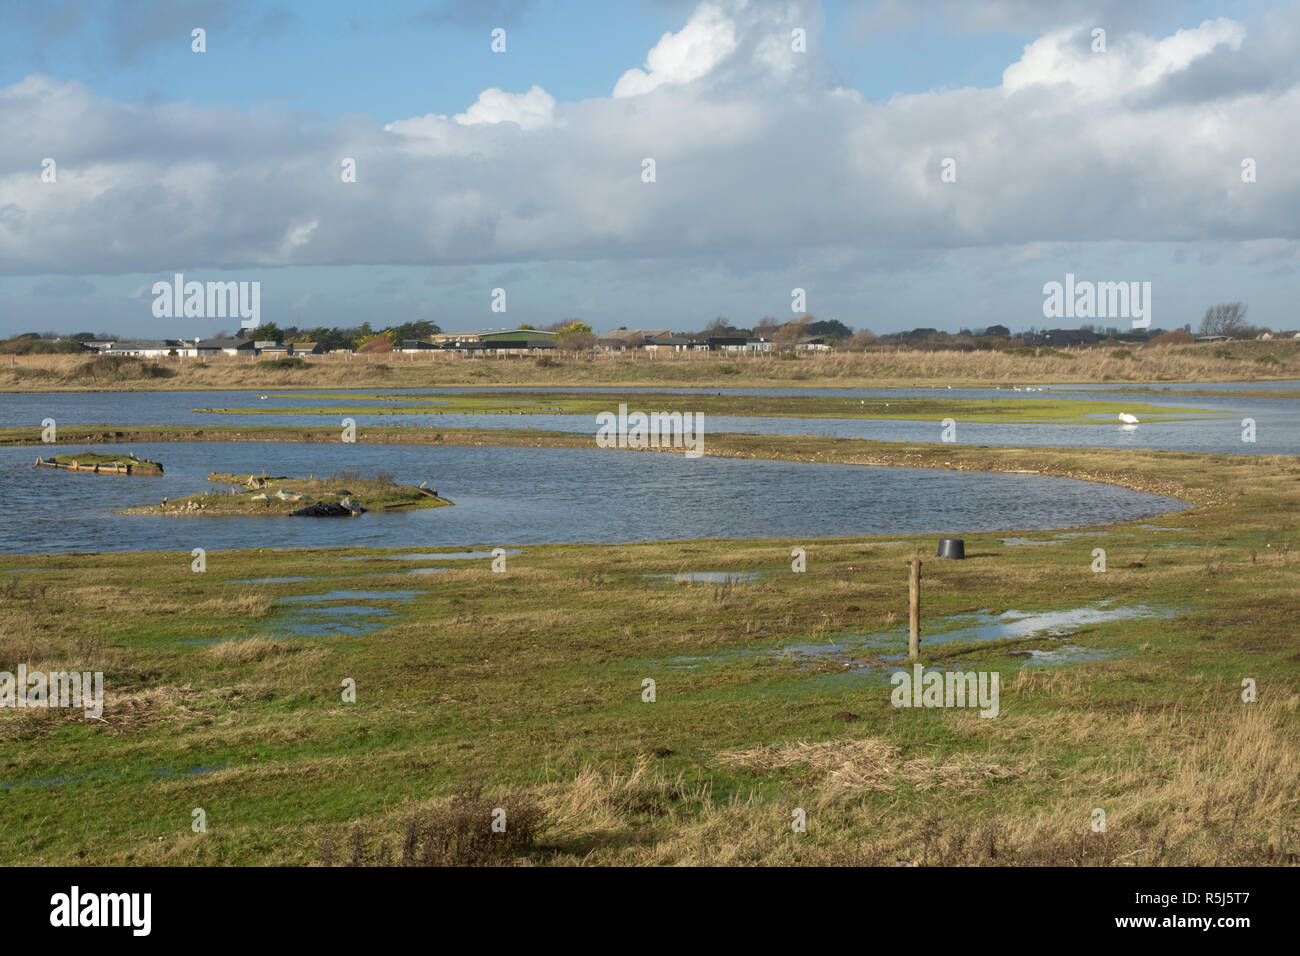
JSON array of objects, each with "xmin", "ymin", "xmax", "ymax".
[{"xmin": 1, "ymin": 0, "xmax": 1296, "ymax": 338}]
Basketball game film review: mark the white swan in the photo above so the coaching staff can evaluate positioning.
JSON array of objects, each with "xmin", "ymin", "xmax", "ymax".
[{"xmin": 1118, "ymin": 413, "xmax": 1139, "ymax": 424}]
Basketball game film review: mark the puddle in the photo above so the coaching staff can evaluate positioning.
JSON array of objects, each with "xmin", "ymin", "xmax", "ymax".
[
  {"xmin": 659, "ymin": 601, "xmax": 1181, "ymax": 675},
  {"xmin": 150, "ymin": 763, "xmax": 225, "ymax": 778},
  {"xmin": 271, "ymin": 588, "xmax": 419, "ymax": 637},
  {"xmin": 1016, "ymin": 646, "xmax": 1126, "ymax": 667},
  {"xmin": 279, "ymin": 589, "xmax": 420, "ymax": 602},
  {"xmin": 230, "ymin": 576, "xmax": 316, "ymax": 584},
  {"xmin": 643, "ymin": 571, "xmax": 761, "ymax": 584},
  {"xmin": 276, "ymin": 606, "xmax": 397, "ymax": 636},
  {"xmin": 880, "ymin": 602, "xmax": 1179, "ymax": 646},
  {"xmin": 0, "ymin": 762, "xmax": 225, "ymax": 792},
  {"xmin": 378, "ymin": 549, "xmax": 522, "ymax": 561},
  {"xmin": 1001, "ymin": 531, "xmax": 1108, "ymax": 546}
]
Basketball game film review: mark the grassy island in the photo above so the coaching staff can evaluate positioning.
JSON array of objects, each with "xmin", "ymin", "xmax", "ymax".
[{"xmin": 121, "ymin": 470, "xmax": 451, "ymax": 517}]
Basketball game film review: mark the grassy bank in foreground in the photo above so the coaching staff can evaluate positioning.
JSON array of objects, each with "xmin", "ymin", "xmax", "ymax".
[
  {"xmin": 1, "ymin": 339, "xmax": 1297, "ymax": 391},
  {"xmin": 0, "ymin": 438, "xmax": 1295, "ymax": 865}
]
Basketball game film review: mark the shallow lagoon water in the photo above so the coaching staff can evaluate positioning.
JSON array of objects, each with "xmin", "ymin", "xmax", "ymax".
[
  {"xmin": 0, "ymin": 442, "xmax": 1188, "ymax": 555},
  {"xmin": 2, "ymin": 383, "xmax": 1296, "ymax": 453}
]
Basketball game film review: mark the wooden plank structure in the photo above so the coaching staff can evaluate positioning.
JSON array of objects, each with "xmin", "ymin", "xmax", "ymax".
[
  {"xmin": 908, "ymin": 558, "xmax": 921, "ymax": 661},
  {"xmin": 35, "ymin": 454, "xmax": 163, "ymax": 476}
]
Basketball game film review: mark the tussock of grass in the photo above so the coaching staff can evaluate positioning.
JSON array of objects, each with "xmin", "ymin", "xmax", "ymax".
[
  {"xmin": 198, "ymin": 594, "xmax": 270, "ymax": 619},
  {"xmin": 715, "ymin": 738, "xmax": 1028, "ymax": 799},
  {"xmin": 323, "ymin": 785, "xmax": 545, "ymax": 866},
  {"xmin": 207, "ymin": 637, "xmax": 291, "ymax": 663}
]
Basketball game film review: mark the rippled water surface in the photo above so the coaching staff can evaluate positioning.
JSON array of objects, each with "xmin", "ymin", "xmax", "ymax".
[{"xmin": 0, "ymin": 441, "xmax": 1188, "ymax": 554}]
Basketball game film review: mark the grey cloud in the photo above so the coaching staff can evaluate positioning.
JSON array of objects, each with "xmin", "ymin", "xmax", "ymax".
[
  {"xmin": 0, "ymin": 4, "xmax": 1297, "ymax": 280},
  {"xmin": 32, "ymin": 276, "xmax": 96, "ymax": 296}
]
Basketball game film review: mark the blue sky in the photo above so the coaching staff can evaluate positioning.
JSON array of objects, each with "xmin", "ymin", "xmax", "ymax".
[
  {"xmin": 6, "ymin": 0, "xmax": 1258, "ymax": 117},
  {"xmin": 1, "ymin": 0, "xmax": 1297, "ymax": 337}
]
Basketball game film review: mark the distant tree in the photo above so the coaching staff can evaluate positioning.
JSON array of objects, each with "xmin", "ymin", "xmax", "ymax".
[
  {"xmin": 356, "ymin": 332, "xmax": 394, "ymax": 352},
  {"xmin": 552, "ymin": 320, "xmax": 592, "ymax": 337},
  {"xmin": 753, "ymin": 316, "xmax": 782, "ymax": 338},
  {"xmin": 842, "ymin": 330, "xmax": 878, "ymax": 351},
  {"xmin": 249, "ymin": 322, "xmax": 282, "ymax": 343},
  {"xmin": 700, "ymin": 317, "xmax": 737, "ymax": 338},
  {"xmin": 517, "ymin": 323, "xmax": 536, "ymax": 330},
  {"xmin": 389, "ymin": 320, "xmax": 440, "ymax": 343},
  {"xmin": 555, "ymin": 330, "xmax": 596, "ymax": 351},
  {"xmin": 773, "ymin": 316, "xmax": 812, "ymax": 347},
  {"xmin": 805, "ymin": 319, "xmax": 853, "ymax": 343},
  {"xmin": 1199, "ymin": 302, "xmax": 1252, "ymax": 338}
]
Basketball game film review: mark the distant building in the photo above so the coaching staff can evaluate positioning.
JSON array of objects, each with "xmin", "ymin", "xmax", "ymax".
[
  {"xmin": 596, "ymin": 328, "xmax": 645, "ymax": 351},
  {"xmin": 795, "ymin": 335, "xmax": 830, "ymax": 352},
  {"xmin": 419, "ymin": 329, "xmax": 556, "ymax": 354},
  {"xmin": 643, "ymin": 336, "xmax": 702, "ymax": 352},
  {"xmin": 93, "ymin": 338, "xmax": 198, "ymax": 357},
  {"xmin": 707, "ymin": 335, "xmax": 749, "ymax": 351},
  {"xmin": 1023, "ymin": 329, "xmax": 1100, "ymax": 347},
  {"xmin": 196, "ymin": 337, "xmax": 258, "ymax": 356},
  {"xmin": 427, "ymin": 329, "xmax": 556, "ymax": 350}
]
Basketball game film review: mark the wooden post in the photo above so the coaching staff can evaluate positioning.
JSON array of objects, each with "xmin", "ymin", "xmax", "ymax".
[{"xmin": 908, "ymin": 559, "xmax": 921, "ymax": 661}]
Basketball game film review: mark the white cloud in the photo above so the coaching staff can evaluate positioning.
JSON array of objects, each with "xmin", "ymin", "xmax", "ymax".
[
  {"xmin": 613, "ymin": 2, "xmax": 739, "ymax": 97},
  {"xmin": 454, "ymin": 85, "xmax": 555, "ymax": 130},
  {"xmin": 0, "ymin": 1, "xmax": 1296, "ymax": 284},
  {"xmin": 1002, "ymin": 18, "xmax": 1246, "ymax": 100}
]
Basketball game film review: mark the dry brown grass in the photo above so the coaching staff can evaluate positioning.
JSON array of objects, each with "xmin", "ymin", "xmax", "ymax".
[
  {"xmin": 197, "ymin": 594, "xmax": 270, "ymax": 619},
  {"xmin": 716, "ymin": 738, "xmax": 1030, "ymax": 802},
  {"xmin": 207, "ymin": 636, "xmax": 293, "ymax": 663},
  {"xmin": 2, "ymin": 339, "xmax": 1296, "ymax": 390},
  {"xmin": 322, "ymin": 784, "xmax": 546, "ymax": 866}
]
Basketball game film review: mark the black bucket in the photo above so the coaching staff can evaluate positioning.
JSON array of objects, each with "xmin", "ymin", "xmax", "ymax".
[{"xmin": 936, "ymin": 537, "xmax": 965, "ymax": 559}]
